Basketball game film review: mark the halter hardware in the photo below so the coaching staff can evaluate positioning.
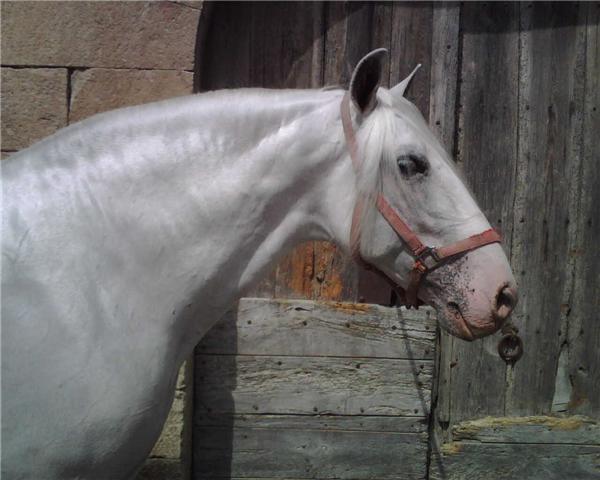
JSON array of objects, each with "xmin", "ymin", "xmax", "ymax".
[
  {"xmin": 341, "ymin": 93, "xmax": 501, "ymax": 308},
  {"xmin": 415, "ymin": 246, "xmax": 441, "ymax": 269}
]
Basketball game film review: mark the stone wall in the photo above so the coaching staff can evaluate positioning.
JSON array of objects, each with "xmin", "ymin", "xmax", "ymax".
[
  {"xmin": 1, "ymin": 0, "xmax": 200, "ymax": 152},
  {"xmin": 1, "ymin": 2, "xmax": 202, "ymax": 478}
]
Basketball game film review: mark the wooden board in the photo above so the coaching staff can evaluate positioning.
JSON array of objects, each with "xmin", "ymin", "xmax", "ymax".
[
  {"xmin": 195, "ymin": 299, "xmax": 435, "ymax": 417},
  {"xmin": 506, "ymin": 2, "xmax": 587, "ymax": 415},
  {"xmin": 196, "ymin": 298, "xmax": 436, "ymax": 359},
  {"xmin": 431, "ymin": 415, "xmax": 600, "ymax": 480},
  {"xmin": 194, "ymin": 415, "xmax": 428, "ymax": 479},
  {"xmin": 445, "ymin": 1, "xmax": 520, "ymax": 423},
  {"xmin": 195, "ymin": 353, "xmax": 432, "ymax": 417},
  {"xmin": 389, "ymin": 3, "xmax": 433, "ymax": 115},
  {"xmin": 452, "ymin": 415, "xmax": 600, "ymax": 445},
  {"xmin": 430, "ymin": 443, "xmax": 600, "ymax": 480},
  {"xmin": 428, "ymin": 2, "xmax": 460, "ymax": 150},
  {"xmin": 566, "ymin": 1, "xmax": 600, "ymax": 418},
  {"xmin": 427, "ymin": 1, "xmax": 460, "ymax": 432}
]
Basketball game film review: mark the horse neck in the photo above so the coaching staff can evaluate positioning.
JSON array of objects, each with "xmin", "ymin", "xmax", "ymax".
[{"xmin": 158, "ymin": 89, "xmax": 356, "ymax": 345}]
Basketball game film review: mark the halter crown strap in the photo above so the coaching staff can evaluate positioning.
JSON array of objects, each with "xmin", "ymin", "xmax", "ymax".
[{"xmin": 340, "ymin": 93, "xmax": 501, "ymax": 308}]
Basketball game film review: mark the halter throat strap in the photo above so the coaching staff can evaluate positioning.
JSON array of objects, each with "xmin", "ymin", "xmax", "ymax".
[{"xmin": 340, "ymin": 92, "xmax": 501, "ymax": 308}]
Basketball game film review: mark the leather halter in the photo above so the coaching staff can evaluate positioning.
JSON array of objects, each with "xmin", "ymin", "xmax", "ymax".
[{"xmin": 341, "ymin": 93, "xmax": 501, "ymax": 308}]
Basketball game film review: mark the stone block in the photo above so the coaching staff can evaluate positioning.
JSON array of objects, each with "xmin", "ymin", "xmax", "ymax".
[
  {"xmin": 149, "ymin": 368, "xmax": 187, "ymax": 460},
  {"xmin": 1, "ymin": 2, "xmax": 201, "ymax": 70},
  {"xmin": 1, "ymin": 67, "xmax": 68, "ymax": 151},
  {"xmin": 69, "ymin": 69, "xmax": 193, "ymax": 122},
  {"xmin": 135, "ymin": 459, "xmax": 183, "ymax": 480},
  {"xmin": 138, "ymin": 360, "xmax": 193, "ymax": 480}
]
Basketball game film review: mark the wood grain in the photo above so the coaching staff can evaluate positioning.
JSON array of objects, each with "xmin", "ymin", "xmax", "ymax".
[
  {"xmin": 194, "ymin": 415, "xmax": 428, "ymax": 479},
  {"xmin": 447, "ymin": 2, "xmax": 520, "ymax": 422},
  {"xmin": 196, "ymin": 298, "xmax": 436, "ymax": 359},
  {"xmin": 432, "ymin": 415, "xmax": 600, "ymax": 480},
  {"xmin": 430, "ymin": 442, "xmax": 600, "ymax": 480},
  {"xmin": 428, "ymin": 2, "xmax": 460, "ymax": 150},
  {"xmin": 451, "ymin": 415, "xmax": 600, "ymax": 445},
  {"xmin": 566, "ymin": 2, "xmax": 600, "ymax": 418},
  {"xmin": 193, "ymin": 298, "xmax": 434, "ymax": 479},
  {"xmin": 194, "ymin": 354, "xmax": 432, "ymax": 417},
  {"xmin": 390, "ymin": 2, "xmax": 433, "ymax": 114},
  {"xmin": 507, "ymin": 2, "xmax": 586, "ymax": 415},
  {"xmin": 428, "ymin": 1, "xmax": 461, "ymax": 430}
]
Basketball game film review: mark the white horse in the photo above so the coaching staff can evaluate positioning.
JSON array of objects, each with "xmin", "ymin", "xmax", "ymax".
[{"xmin": 2, "ymin": 50, "xmax": 517, "ymax": 479}]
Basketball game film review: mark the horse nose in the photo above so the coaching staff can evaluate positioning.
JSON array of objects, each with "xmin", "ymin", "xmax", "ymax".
[{"xmin": 493, "ymin": 285, "xmax": 518, "ymax": 324}]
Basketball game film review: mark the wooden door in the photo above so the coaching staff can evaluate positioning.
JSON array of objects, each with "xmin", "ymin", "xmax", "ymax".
[{"xmin": 195, "ymin": 1, "xmax": 434, "ymax": 306}]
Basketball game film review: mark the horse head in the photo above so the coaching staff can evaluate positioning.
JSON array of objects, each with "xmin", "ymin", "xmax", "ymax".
[{"xmin": 342, "ymin": 49, "xmax": 517, "ymax": 341}]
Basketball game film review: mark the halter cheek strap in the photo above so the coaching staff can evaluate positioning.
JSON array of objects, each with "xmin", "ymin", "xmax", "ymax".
[{"xmin": 341, "ymin": 93, "xmax": 501, "ymax": 308}]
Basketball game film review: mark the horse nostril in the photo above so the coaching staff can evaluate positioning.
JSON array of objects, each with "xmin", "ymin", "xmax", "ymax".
[{"xmin": 494, "ymin": 286, "xmax": 518, "ymax": 322}]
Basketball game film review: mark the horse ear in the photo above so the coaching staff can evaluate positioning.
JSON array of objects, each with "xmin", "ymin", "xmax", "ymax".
[
  {"xmin": 390, "ymin": 64, "xmax": 422, "ymax": 98},
  {"xmin": 349, "ymin": 48, "xmax": 388, "ymax": 115}
]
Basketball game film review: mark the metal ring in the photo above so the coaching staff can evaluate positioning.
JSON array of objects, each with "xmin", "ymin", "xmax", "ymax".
[{"xmin": 497, "ymin": 333, "xmax": 524, "ymax": 364}]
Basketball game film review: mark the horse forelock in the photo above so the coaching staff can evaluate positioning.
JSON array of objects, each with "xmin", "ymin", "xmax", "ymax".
[{"xmin": 350, "ymin": 99, "xmax": 398, "ymax": 228}]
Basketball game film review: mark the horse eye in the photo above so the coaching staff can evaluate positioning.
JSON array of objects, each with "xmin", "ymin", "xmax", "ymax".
[{"xmin": 397, "ymin": 154, "xmax": 429, "ymax": 177}]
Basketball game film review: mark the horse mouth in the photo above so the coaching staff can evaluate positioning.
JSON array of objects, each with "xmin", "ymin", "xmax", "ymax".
[{"xmin": 446, "ymin": 302, "xmax": 475, "ymax": 341}]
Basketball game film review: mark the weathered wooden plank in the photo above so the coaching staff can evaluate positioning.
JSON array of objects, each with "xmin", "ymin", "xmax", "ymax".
[
  {"xmin": 452, "ymin": 415, "xmax": 600, "ymax": 445},
  {"xmin": 323, "ymin": 2, "xmax": 373, "ymax": 87},
  {"xmin": 196, "ymin": 298, "xmax": 436, "ymax": 359},
  {"xmin": 567, "ymin": 2, "xmax": 600, "ymax": 418},
  {"xmin": 429, "ymin": 2, "xmax": 460, "ymax": 151},
  {"xmin": 371, "ymin": 2, "xmax": 393, "ymax": 87},
  {"xmin": 507, "ymin": 3, "xmax": 587, "ymax": 415},
  {"xmin": 428, "ymin": 1, "xmax": 461, "ymax": 430},
  {"xmin": 196, "ymin": 2, "xmax": 251, "ymax": 91},
  {"xmin": 430, "ymin": 442, "xmax": 600, "ymax": 480},
  {"xmin": 457, "ymin": 2, "xmax": 520, "ymax": 244},
  {"xmin": 195, "ymin": 354, "xmax": 432, "ymax": 417},
  {"xmin": 447, "ymin": 2, "xmax": 520, "ymax": 422},
  {"xmin": 390, "ymin": 2, "xmax": 433, "ymax": 114},
  {"xmin": 193, "ymin": 415, "xmax": 428, "ymax": 479},
  {"xmin": 432, "ymin": 415, "xmax": 600, "ymax": 480},
  {"xmin": 195, "ymin": 413, "xmax": 428, "ymax": 434}
]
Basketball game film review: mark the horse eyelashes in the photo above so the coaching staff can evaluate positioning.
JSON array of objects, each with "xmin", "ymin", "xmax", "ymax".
[{"xmin": 397, "ymin": 154, "xmax": 429, "ymax": 178}]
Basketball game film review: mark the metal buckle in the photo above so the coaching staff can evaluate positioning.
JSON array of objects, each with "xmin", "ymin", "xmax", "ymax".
[{"xmin": 415, "ymin": 247, "xmax": 440, "ymax": 270}]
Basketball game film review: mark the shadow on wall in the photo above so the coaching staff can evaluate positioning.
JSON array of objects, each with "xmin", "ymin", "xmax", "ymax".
[
  {"xmin": 193, "ymin": 1, "xmax": 385, "ymax": 92},
  {"xmin": 193, "ymin": 1, "xmax": 593, "ymax": 95}
]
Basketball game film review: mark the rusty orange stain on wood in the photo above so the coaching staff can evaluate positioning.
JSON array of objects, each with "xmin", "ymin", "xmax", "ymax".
[
  {"xmin": 323, "ymin": 301, "xmax": 372, "ymax": 313},
  {"xmin": 275, "ymin": 241, "xmax": 349, "ymax": 301},
  {"xmin": 276, "ymin": 243, "xmax": 315, "ymax": 299},
  {"xmin": 313, "ymin": 241, "xmax": 343, "ymax": 300}
]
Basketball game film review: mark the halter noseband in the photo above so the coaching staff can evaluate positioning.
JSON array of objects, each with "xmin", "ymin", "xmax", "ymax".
[{"xmin": 341, "ymin": 93, "xmax": 501, "ymax": 308}]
